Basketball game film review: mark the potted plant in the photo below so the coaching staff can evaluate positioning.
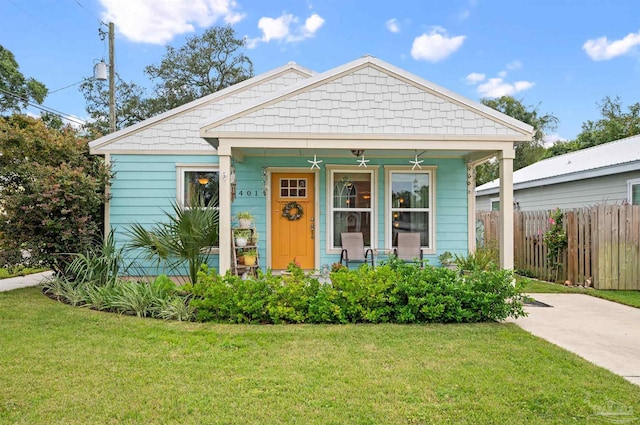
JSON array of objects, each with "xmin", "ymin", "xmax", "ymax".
[
  {"xmin": 242, "ymin": 249, "xmax": 258, "ymax": 266},
  {"xmin": 236, "ymin": 211, "xmax": 253, "ymax": 229},
  {"xmin": 250, "ymin": 231, "xmax": 259, "ymax": 246},
  {"xmin": 438, "ymin": 251, "xmax": 456, "ymax": 270},
  {"xmin": 234, "ymin": 229, "xmax": 251, "ymax": 247}
]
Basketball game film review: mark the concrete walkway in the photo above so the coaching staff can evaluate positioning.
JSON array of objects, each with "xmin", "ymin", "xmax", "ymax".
[
  {"xmin": 0, "ymin": 271, "xmax": 54, "ymax": 292},
  {"xmin": 507, "ymin": 293, "xmax": 640, "ymax": 386}
]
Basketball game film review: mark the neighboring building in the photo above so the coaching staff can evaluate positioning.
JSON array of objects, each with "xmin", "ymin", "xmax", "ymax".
[
  {"xmin": 89, "ymin": 55, "xmax": 532, "ymax": 275},
  {"xmin": 476, "ymin": 135, "xmax": 640, "ymax": 212}
]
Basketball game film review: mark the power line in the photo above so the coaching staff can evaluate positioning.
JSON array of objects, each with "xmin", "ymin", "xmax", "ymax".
[
  {"xmin": 6, "ymin": 0, "xmax": 60, "ymax": 35},
  {"xmin": 0, "ymin": 88, "xmax": 86, "ymax": 125},
  {"xmin": 72, "ymin": 0, "xmax": 101, "ymax": 23},
  {"xmin": 49, "ymin": 79, "xmax": 87, "ymax": 94}
]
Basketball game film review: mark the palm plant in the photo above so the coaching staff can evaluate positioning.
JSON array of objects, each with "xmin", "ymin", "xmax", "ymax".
[{"xmin": 126, "ymin": 194, "xmax": 219, "ymax": 284}]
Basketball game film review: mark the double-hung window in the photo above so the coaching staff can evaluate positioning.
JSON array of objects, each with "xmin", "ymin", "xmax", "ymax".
[
  {"xmin": 328, "ymin": 167, "xmax": 375, "ymax": 249},
  {"xmin": 387, "ymin": 167, "xmax": 435, "ymax": 251},
  {"xmin": 177, "ymin": 165, "xmax": 219, "ymax": 247}
]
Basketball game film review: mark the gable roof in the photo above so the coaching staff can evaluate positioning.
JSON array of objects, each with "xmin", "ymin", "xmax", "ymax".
[
  {"xmin": 476, "ymin": 134, "xmax": 640, "ymax": 195},
  {"xmin": 200, "ymin": 55, "xmax": 534, "ymax": 140},
  {"xmin": 89, "ymin": 62, "xmax": 315, "ymax": 153}
]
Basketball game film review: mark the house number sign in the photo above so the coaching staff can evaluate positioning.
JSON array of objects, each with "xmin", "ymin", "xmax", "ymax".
[{"xmin": 237, "ymin": 189, "xmax": 266, "ymax": 197}]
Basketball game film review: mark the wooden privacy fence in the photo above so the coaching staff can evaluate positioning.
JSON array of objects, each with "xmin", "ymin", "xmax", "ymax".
[{"xmin": 477, "ymin": 205, "xmax": 640, "ymax": 290}]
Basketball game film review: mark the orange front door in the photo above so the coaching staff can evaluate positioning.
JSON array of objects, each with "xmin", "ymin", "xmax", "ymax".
[{"xmin": 271, "ymin": 173, "xmax": 315, "ymax": 269}]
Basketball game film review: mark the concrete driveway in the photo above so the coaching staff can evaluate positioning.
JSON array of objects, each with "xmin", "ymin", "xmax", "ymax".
[
  {"xmin": 0, "ymin": 271, "xmax": 53, "ymax": 292},
  {"xmin": 507, "ymin": 293, "xmax": 640, "ymax": 386}
]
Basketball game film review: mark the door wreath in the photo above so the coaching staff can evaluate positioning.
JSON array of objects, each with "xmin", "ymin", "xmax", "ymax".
[{"xmin": 282, "ymin": 201, "xmax": 304, "ymax": 221}]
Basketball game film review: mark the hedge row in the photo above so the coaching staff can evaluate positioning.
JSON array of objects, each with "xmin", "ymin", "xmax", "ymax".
[{"xmin": 185, "ymin": 260, "xmax": 526, "ymax": 324}]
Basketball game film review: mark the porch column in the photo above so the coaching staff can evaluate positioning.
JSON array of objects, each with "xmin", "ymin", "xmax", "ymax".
[
  {"xmin": 498, "ymin": 149, "xmax": 515, "ymax": 269},
  {"xmin": 467, "ymin": 161, "xmax": 476, "ymax": 254},
  {"xmin": 218, "ymin": 153, "xmax": 232, "ymax": 274}
]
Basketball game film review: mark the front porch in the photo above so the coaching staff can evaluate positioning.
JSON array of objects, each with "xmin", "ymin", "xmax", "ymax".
[{"xmin": 214, "ymin": 142, "xmax": 516, "ymax": 275}]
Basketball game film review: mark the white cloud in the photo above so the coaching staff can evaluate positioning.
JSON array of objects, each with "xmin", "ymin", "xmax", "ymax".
[
  {"xmin": 304, "ymin": 14, "xmax": 325, "ymax": 35},
  {"xmin": 543, "ymin": 133, "xmax": 566, "ymax": 148},
  {"xmin": 583, "ymin": 31, "xmax": 640, "ymax": 61},
  {"xmin": 99, "ymin": 0, "xmax": 245, "ymax": 45},
  {"xmin": 258, "ymin": 14, "xmax": 294, "ymax": 42},
  {"xmin": 411, "ymin": 28, "xmax": 465, "ymax": 62},
  {"xmin": 465, "ymin": 72, "xmax": 485, "ymax": 84},
  {"xmin": 247, "ymin": 12, "xmax": 324, "ymax": 48},
  {"xmin": 466, "ymin": 61, "xmax": 533, "ymax": 97},
  {"xmin": 386, "ymin": 18, "xmax": 400, "ymax": 33},
  {"xmin": 477, "ymin": 78, "xmax": 534, "ymax": 98}
]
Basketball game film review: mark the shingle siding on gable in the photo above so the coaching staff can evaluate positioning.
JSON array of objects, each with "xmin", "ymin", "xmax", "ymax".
[
  {"xmin": 214, "ymin": 66, "xmax": 521, "ymax": 136},
  {"xmin": 104, "ymin": 71, "xmax": 308, "ymax": 151}
]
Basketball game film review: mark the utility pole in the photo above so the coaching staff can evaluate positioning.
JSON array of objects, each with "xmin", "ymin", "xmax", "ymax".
[{"xmin": 108, "ymin": 22, "xmax": 115, "ymax": 133}]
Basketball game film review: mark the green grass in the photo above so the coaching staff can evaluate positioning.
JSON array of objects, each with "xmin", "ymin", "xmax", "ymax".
[
  {"xmin": 1, "ymin": 287, "xmax": 639, "ymax": 424},
  {"xmin": 0, "ymin": 266, "xmax": 48, "ymax": 280},
  {"xmin": 521, "ymin": 277, "xmax": 640, "ymax": 308}
]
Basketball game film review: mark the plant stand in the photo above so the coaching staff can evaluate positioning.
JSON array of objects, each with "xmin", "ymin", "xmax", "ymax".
[{"xmin": 231, "ymin": 228, "xmax": 259, "ymax": 278}]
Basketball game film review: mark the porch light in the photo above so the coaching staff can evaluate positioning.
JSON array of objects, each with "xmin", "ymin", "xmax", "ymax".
[
  {"xmin": 350, "ymin": 149, "xmax": 364, "ymax": 157},
  {"xmin": 198, "ymin": 176, "xmax": 209, "ymax": 185}
]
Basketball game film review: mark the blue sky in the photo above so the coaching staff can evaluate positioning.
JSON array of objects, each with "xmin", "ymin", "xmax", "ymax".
[{"xmin": 2, "ymin": 0, "xmax": 640, "ymax": 142}]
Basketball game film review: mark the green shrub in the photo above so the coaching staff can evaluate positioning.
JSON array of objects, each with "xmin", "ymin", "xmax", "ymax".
[{"xmin": 186, "ymin": 263, "xmax": 526, "ymax": 324}]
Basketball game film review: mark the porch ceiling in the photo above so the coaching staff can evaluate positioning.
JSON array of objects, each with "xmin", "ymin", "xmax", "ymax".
[{"xmin": 233, "ymin": 147, "xmax": 486, "ymax": 159}]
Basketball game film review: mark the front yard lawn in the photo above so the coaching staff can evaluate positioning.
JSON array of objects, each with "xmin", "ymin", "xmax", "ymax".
[
  {"xmin": 1, "ymin": 287, "xmax": 639, "ymax": 424},
  {"xmin": 521, "ymin": 277, "xmax": 640, "ymax": 309},
  {"xmin": 0, "ymin": 266, "xmax": 48, "ymax": 280}
]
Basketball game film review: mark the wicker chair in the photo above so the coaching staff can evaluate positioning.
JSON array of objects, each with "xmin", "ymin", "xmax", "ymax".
[{"xmin": 339, "ymin": 232, "xmax": 374, "ymax": 268}]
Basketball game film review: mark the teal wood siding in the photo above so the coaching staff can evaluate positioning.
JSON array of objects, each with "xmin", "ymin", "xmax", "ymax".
[
  {"xmin": 232, "ymin": 156, "xmax": 468, "ymax": 270},
  {"xmin": 109, "ymin": 154, "xmax": 219, "ymax": 275},
  {"xmin": 109, "ymin": 154, "xmax": 467, "ymax": 276},
  {"xmin": 432, "ymin": 159, "xmax": 469, "ymax": 262}
]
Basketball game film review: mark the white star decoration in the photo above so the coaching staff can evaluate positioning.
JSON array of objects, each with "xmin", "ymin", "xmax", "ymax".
[
  {"xmin": 358, "ymin": 155, "xmax": 369, "ymax": 167},
  {"xmin": 307, "ymin": 154, "xmax": 323, "ymax": 170},
  {"xmin": 410, "ymin": 154, "xmax": 424, "ymax": 170}
]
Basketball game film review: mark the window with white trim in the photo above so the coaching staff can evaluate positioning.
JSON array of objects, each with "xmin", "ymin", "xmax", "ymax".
[
  {"xmin": 627, "ymin": 178, "xmax": 640, "ymax": 205},
  {"xmin": 178, "ymin": 167, "xmax": 219, "ymax": 208},
  {"xmin": 388, "ymin": 169, "xmax": 434, "ymax": 249},
  {"xmin": 329, "ymin": 169, "xmax": 375, "ymax": 249},
  {"xmin": 490, "ymin": 197, "xmax": 500, "ymax": 211},
  {"xmin": 177, "ymin": 166, "xmax": 219, "ymax": 246}
]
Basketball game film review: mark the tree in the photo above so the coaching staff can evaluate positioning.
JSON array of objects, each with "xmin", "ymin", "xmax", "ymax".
[
  {"xmin": 0, "ymin": 115, "xmax": 111, "ymax": 270},
  {"xmin": 546, "ymin": 96, "xmax": 640, "ymax": 158},
  {"xmin": 145, "ymin": 26, "xmax": 253, "ymax": 113},
  {"xmin": 79, "ymin": 26, "xmax": 253, "ymax": 132},
  {"xmin": 79, "ymin": 76, "xmax": 152, "ymax": 136},
  {"xmin": 476, "ymin": 96, "xmax": 559, "ymax": 185},
  {"xmin": 0, "ymin": 45, "xmax": 48, "ymax": 114}
]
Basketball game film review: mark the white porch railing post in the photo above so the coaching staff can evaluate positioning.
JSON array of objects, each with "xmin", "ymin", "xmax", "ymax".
[
  {"xmin": 218, "ymin": 153, "xmax": 232, "ymax": 274},
  {"xmin": 499, "ymin": 149, "xmax": 514, "ymax": 269}
]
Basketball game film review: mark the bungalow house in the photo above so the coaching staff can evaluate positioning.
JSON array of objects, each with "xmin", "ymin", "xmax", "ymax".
[
  {"xmin": 89, "ymin": 55, "xmax": 533, "ymax": 275},
  {"xmin": 476, "ymin": 134, "xmax": 640, "ymax": 211}
]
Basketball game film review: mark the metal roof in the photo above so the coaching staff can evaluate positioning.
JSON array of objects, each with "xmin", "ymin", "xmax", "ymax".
[{"xmin": 476, "ymin": 134, "xmax": 640, "ymax": 195}]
